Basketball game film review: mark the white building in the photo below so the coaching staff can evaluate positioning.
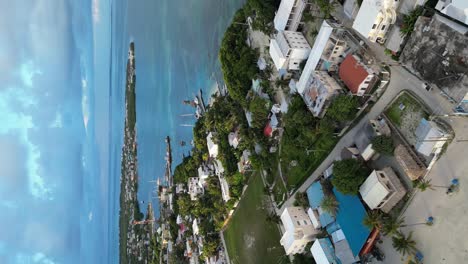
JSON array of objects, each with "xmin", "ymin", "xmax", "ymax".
[
  {"xmin": 297, "ymin": 21, "xmax": 334, "ymax": 94},
  {"xmin": 237, "ymin": 150, "xmax": 252, "ymax": 173},
  {"xmin": 228, "ymin": 131, "xmax": 241, "ymax": 149},
  {"xmin": 302, "ymin": 71, "xmax": 342, "ymax": 117},
  {"xmin": 436, "ymin": 0, "xmax": 468, "ymax": 25},
  {"xmin": 274, "ymin": 0, "xmax": 308, "ymax": 31},
  {"xmin": 321, "ymin": 33, "xmax": 348, "ymax": 70},
  {"xmin": 311, "ymin": 238, "xmax": 340, "ymax": 264},
  {"xmin": 198, "ymin": 166, "xmax": 211, "ymax": 185},
  {"xmin": 207, "ymin": 132, "xmax": 219, "ymax": 158},
  {"xmin": 359, "ymin": 168, "xmax": 407, "ymax": 213},
  {"xmin": 270, "ymin": 31, "xmax": 311, "ymax": 72},
  {"xmin": 352, "ymin": 0, "xmax": 399, "ymax": 43},
  {"xmin": 415, "ymin": 118, "xmax": 448, "ymax": 157},
  {"xmin": 188, "ymin": 177, "xmax": 204, "ymax": 201},
  {"xmin": 280, "ymin": 207, "xmax": 319, "ymax": 255},
  {"xmin": 219, "ymin": 176, "xmax": 231, "ymax": 202}
]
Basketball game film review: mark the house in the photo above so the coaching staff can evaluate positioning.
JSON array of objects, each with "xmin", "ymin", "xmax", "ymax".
[
  {"xmin": 188, "ymin": 177, "xmax": 204, "ymax": 201},
  {"xmin": 394, "ymin": 145, "xmax": 426, "ymax": 180},
  {"xmin": 352, "ymin": 0, "xmax": 399, "ymax": 43},
  {"xmin": 311, "ymin": 238, "xmax": 340, "ymax": 264},
  {"xmin": 370, "ymin": 118, "xmax": 391, "ymax": 136},
  {"xmin": 269, "ymin": 31, "xmax": 311, "ymax": 73},
  {"xmin": 321, "ymin": 32, "xmax": 348, "ymax": 70},
  {"xmin": 302, "ymin": 71, "xmax": 343, "ymax": 117},
  {"xmin": 192, "ymin": 219, "xmax": 199, "ymax": 236},
  {"xmin": 198, "ymin": 165, "xmax": 211, "ymax": 185},
  {"xmin": 306, "ymin": 182, "xmax": 371, "ymax": 263},
  {"xmin": 207, "ymin": 132, "xmax": 219, "ymax": 158},
  {"xmin": 341, "ymin": 125, "xmax": 376, "ymax": 161},
  {"xmin": 414, "ymin": 118, "xmax": 448, "ymax": 157},
  {"xmin": 273, "ymin": 0, "xmax": 308, "ymax": 31},
  {"xmin": 237, "ymin": 150, "xmax": 252, "ymax": 173},
  {"xmin": 359, "ymin": 168, "xmax": 407, "ymax": 213},
  {"xmin": 228, "ymin": 130, "xmax": 241, "ymax": 149},
  {"xmin": 280, "ymin": 207, "xmax": 320, "ymax": 255},
  {"xmin": 218, "ymin": 176, "xmax": 231, "ymax": 202},
  {"xmin": 436, "ymin": 0, "xmax": 468, "ymax": 25},
  {"xmin": 339, "ymin": 54, "xmax": 377, "ymax": 96},
  {"xmin": 264, "ymin": 113, "xmax": 279, "ymax": 137},
  {"xmin": 214, "ymin": 159, "xmax": 225, "ymax": 176}
]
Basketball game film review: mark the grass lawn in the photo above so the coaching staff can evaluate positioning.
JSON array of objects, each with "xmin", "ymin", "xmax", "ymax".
[
  {"xmin": 272, "ymin": 179, "xmax": 288, "ymax": 205},
  {"xmin": 223, "ymin": 173, "xmax": 285, "ymax": 264},
  {"xmin": 386, "ymin": 92, "xmax": 427, "ymax": 127}
]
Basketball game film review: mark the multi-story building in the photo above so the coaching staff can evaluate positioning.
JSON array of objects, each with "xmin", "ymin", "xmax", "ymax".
[
  {"xmin": 436, "ymin": 0, "xmax": 468, "ymax": 25},
  {"xmin": 321, "ymin": 33, "xmax": 348, "ymax": 70},
  {"xmin": 188, "ymin": 177, "xmax": 204, "ymax": 201},
  {"xmin": 302, "ymin": 71, "xmax": 342, "ymax": 117},
  {"xmin": 206, "ymin": 132, "xmax": 219, "ymax": 158},
  {"xmin": 352, "ymin": 0, "xmax": 399, "ymax": 43},
  {"xmin": 359, "ymin": 168, "xmax": 407, "ymax": 213},
  {"xmin": 270, "ymin": 31, "xmax": 311, "ymax": 73},
  {"xmin": 274, "ymin": 0, "xmax": 308, "ymax": 31},
  {"xmin": 339, "ymin": 54, "xmax": 377, "ymax": 96},
  {"xmin": 280, "ymin": 207, "xmax": 319, "ymax": 255}
]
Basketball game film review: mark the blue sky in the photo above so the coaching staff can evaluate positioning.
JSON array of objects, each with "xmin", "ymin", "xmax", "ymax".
[{"xmin": 0, "ymin": 1, "xmax": 94, "ymax": 263}]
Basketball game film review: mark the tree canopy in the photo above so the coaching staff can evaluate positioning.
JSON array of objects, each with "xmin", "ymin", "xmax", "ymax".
[
  {"xmin": 331, "ymin": 159, "xmax": 370, "ymax": 195},
  {"xmin": 325, "ymin": 95, "xmax": 359, "ymax": 122},
  {"xmin": 371, "ymin": 135, "xmax": 394, "ymax": 155}
]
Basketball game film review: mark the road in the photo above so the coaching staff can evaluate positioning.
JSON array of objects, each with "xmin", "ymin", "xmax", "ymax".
[{"xmin": 278, "ymin": 60, "xmax": 455, "ymax": 214}]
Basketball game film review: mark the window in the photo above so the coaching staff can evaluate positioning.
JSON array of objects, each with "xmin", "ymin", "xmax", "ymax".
[
  {"xmin": 296, "ymin": 221, "xmax": 301, "ymax": 226},
  {"xmin": 381, "ymin": 25, "xmax": 386, "ymax": 30},
  {"xmin": 379, "ymin": 172, "xmax": 386, "ymax": 178},
  {"xmin": 303, "ymin": 220, "xmax": 308, "ymax": 225},
  {"xmin": 372, "ymin": 24, "xmax": 377, "ymax": 29}
]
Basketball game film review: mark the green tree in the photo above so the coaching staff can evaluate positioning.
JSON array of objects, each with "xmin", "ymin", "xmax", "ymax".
[
  {"xmin": 266, "ymin": 213, "xmax": 281, "ymax": 223},
  {"xmin": 413, "ymin": 179, "xmax": 435, "ymax": 192},
  {"xmin": 392, "ymin": 231, "xmax": 417, "ymax": 256},
  {"xmin": 363, "ymin": 210, "xmax": 383, "ymax": 230},
  {"xmin": 331, "ymin": 159, "xmax": 370, "ymax": 195},
  {"xmin": 294, "ymin": 192, "xmax": 309, "ymax": 208},
  {"xmin": 249, "ymin": 96, "xmax": 270, "ymax": 129},
  {"xmin": 320, "ymin": 195, "xmax": 339, "ymax": 216},
  {"xmin": 176, "ymin": 193, "xmax": 193, "ymax": 217},
  {"xmin": 326, "ymin": 95, "xmax": 359, "ymax": 122},
  {"xmin": 400, "ymin": 7, "xmax": 424, "ymax": 37},
  {"xmin": 371, "ymin": 135, "xmax": 395, "ymax": 155},
  {"xmin": 382, "ymin": 216, "xmax": 405, "ymax": 236}
]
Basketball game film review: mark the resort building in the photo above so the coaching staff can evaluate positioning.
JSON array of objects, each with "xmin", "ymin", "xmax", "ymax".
[
  {"xmin": 269, "ymin": 31, "xmax": 311, "ymax": 73},
  {"xmin": 311, "ymin": 238, "xmax": 340, "ymax": 264},
  {"xmin": 188, "ymin": 177, "xmax": 204, "ymax": 201},
  {"xmin": 414, "ymin": 118, "xmax": 448, "ymax": 157},
  {"xmin": 197, "ymin": 165, "xmax": 211, "ymax": 185},
  {"xmin": 207, "ymin": 132, "xmax": 219, "ymax": 158},
  {"xmin": 237, "ymin": 150, "xmax": 252, "ymax": 174},
  {"xmin": 359, "ymin": 168, "xmax": 407, "ymax": 213},
  {"xmin": 302, "ymin": 71, "xmax": 342, "ymax": 117},
  {"xmin": 218, "ymin": 176, "xmax": 231, "ymax": 202},
  {"xmin": 274, "ymin": 0, "xmax": 308, "ymax": 31},
  {"xmin": 306, "ymin": 182, "xmax": 371, "ymax": 263},
  {"xmin": 352, "ymin": 0, "xmax": 399, "ymax": 43},
  {"xmin": 228, "ymin": 130, "xmax": 241, "ymax": 149},
  {"xmin": 436, "ymin": 0, "xmax": 468, "ymax": 25},
  {"xmin": 339, "ymin": 54, "xmax": 377, "ymax": 96},
  {"xmin": 280, "ymin": 207, "xmax": 319, "ymax": 255},
  {"xmin": 394, "ymin": 145, "xmax": 426, "ymax": 181}
]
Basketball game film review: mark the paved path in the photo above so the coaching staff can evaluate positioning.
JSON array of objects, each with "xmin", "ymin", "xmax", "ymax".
[{"xmin": 278, "ymin": 63, "xmax": 455, "ymax": 214}]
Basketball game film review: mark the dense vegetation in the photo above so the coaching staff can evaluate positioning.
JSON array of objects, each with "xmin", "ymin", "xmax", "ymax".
[
  {"xmin": 331, "ymin": 159, "xmax": 370, "ymax": 195},
  {"xmin": 371, "ymin": 135, "xmax": 395, "ymax": 155}
]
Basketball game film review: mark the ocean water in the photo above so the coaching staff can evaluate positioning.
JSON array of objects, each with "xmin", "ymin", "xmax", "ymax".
[{"xmin": 91, "ymin": 0, "xmax": 245, "ymax": 262}]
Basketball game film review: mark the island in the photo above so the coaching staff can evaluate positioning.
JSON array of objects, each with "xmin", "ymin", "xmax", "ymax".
[{"xmin": 118, "ymin": 42, "xmax": 157, "ymax": 263}]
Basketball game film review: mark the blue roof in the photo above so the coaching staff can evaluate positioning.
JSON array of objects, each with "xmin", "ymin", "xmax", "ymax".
[
  {"xmin": 306, "ymin": 182, "xmax": 335, "ymax": 226},
  {"xmin": 333, "ymin": 189, "xmax": 371, "ymax": 257},
  {"xmin": 317, "ymin": 238, "xmax": 341, "ymax": 264}
]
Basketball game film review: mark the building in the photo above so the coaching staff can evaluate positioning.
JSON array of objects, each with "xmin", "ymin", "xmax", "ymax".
[
  {"xmin": 218, "ymin": 176, "xmax": 231, "ymax": 202},
  {"xmin": 269, "ymin": 31, "xmax": 311, "ymax": 73},
  {"xmin": 341, "ymin": 125, "xmax": 376, "ymax": 161},
  {"xmin": 370, "ymin": 118, "xmax": 391, "ymax": 136},
  {"xmin": 394, "ymin": 145, "xmax": 426, "ymax": 180},
  {"xmin": 188, "ymin": 177, "xmax": 204, "ymax": 201},
  {"xmin": 302, "ymin": 71, "xmax": 342, "ymax": 117},
  {"xmin": 237, "ymin": 150, "xmax": 252, "ymax": 174},
  {"xmin": 311, "ymin": 238, "xmax": 340, "ymax": 264},
  {"xmin": 414, "ymin": 118, "xmax": 448, "ymax": 157},
  {"xmin": 339, "ymin": 54, "xmax": 377, "ymax": 96},
  {"xmin": 359, "ymin": 168, "xmax": 407, "ymax": 213},
  {"xmin": 352, "ymin": 0, "xmax": 399, "ymax": 43},
  {"xmin": 306, "ymin": 183, "xmax": 371, "ymax": 263},
  {"xmin": 207, "ymin": 132, "xmax": 219, "ymax": 158},
  {"xmin": 228, "ymin": 130, "xmax": 241, "ymax": 149},
  {"xmin": 321, "ymin": 32, "xmax": 348, "ymax": 70},
  {"xmin": 274, "ymin": 0, "xmax": 308, "ymax": 31},
  {"xmin": 436, "ymin": 0, "xmax": 468, "ymax": 25},
  {"xmin": 198, "ymin": 165, "xmax": 211, "ymax": 185},
  {"xmin": 280, "ymin": 207, "xmax": 319, "ymax": 255}
]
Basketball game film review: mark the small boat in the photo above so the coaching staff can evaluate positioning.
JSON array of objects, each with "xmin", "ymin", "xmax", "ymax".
[{"xmin": 180, "ymin": 141, "xmax": 186, "ymax": 146}]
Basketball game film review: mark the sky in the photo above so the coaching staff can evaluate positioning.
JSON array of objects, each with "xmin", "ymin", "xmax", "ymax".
[{"xmin": 0, "ymin": 0, "xmax": 93, "ymax": 263}]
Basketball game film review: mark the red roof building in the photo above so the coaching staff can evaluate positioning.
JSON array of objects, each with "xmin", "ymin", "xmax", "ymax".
[
  {"xmin": 339, "ymin": 54, "xmax": 376, "ymax": 96},
  {"xmin": 264, "ymin": 122, "xmax": 273, "ymax": 137}
]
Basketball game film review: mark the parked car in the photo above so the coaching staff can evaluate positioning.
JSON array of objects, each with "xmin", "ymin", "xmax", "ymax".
[{"xmin": 422, "ymin": 82, "xmax": 432, "ymax": 91}]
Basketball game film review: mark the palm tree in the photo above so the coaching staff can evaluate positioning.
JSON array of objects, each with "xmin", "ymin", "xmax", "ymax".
[
  {"xmin": 392, "ymin": 231, "xmax": 417, "ymax": 256},
  {"xmin": 363, "ymin": 210, "xmax": 383, "ymax": 229},
  {"xmin": 414, "ymin": 179, "xmax": 448, "ymax": 192},
  {"xmin": 320, "ymin": 195, "xmax": 339, "ymax": 216},
  {"xmin": 382, "ymin": 216, "xmax": 405, "ymax": 236}
]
